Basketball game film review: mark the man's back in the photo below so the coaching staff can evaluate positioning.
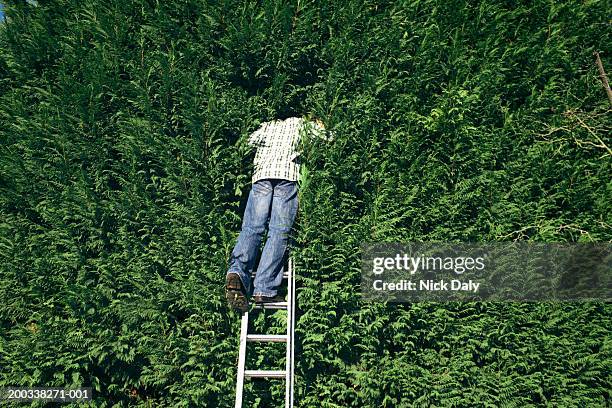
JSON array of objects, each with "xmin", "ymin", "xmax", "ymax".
[{"xmin": 248, "ymin": 116, "xmax": 328, "ymax": 184}]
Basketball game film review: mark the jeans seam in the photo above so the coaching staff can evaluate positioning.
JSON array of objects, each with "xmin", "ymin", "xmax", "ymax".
[{"xmin": 253, "ymin": 292, "xmax": 276, "ymax": 297}]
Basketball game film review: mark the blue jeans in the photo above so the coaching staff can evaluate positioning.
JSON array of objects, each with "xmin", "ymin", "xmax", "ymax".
[{"xmin": 227, "ymin": 178, "xmax": 298, "ymax": 297}]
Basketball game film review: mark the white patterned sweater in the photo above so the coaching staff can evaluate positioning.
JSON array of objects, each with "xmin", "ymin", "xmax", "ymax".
[{"xmin": 247, "ymin": 117, "xmax": 333, "ymax": 184}]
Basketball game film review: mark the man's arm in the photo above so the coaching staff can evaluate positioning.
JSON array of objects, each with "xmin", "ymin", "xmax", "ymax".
[
  {"xmin": 304, "ymin": 119, "xmax": 335, "ymax": 142},
  {"xmin": 247, "ymin": 121, "xmax": 268, "ymax": 146}
]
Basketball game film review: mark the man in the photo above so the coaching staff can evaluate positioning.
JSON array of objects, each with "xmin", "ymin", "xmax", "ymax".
[{"xmin": 225, "ymin": 114, "xmax": 333, "ymax": 312}]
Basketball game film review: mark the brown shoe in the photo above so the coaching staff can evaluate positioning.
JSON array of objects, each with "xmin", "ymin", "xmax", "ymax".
[
  {"xmin": 252, "ymin": 294, "xmax": 285, "ymax": 304},
  {"xmin": 226, "ymin": 273, "xmax": 248, "ymax": 312}
]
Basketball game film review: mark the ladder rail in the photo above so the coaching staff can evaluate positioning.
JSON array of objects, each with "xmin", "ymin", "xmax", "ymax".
[
  {"xmin": 290, "ymin": 257, "xmax": 296, "ymax": 407},
  {"xmin": 234, "ymin": 311, "xmax": 249, "ymax": 408},
  {"xmin": 285, "ymin": 257, "xmax": 292, "ymax": 408}
]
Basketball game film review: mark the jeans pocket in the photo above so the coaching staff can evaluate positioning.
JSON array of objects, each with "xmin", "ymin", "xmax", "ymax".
[
  {"xmin": 274, "ymin": 180, "xmax": 297, "ymax": 199},
  {"xmin": 252, "ymin": 180, "xmax": 273, "ymax": 197}
]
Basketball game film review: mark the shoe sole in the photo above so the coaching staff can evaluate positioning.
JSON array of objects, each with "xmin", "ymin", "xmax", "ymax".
[
  {"xmin": 226, "ymin": 274, "xmax": 248, "ymax": 312},
  {"xmin": 226, "ymin": 289, "xmax": 248, "ymax": 312},
  {"xmin": 253, "ymin": 296, "xmax": 285, "ymax": 304}
]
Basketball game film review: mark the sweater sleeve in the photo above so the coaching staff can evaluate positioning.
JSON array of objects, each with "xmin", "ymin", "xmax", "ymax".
[
  {"xmin": 305, "ymin": 119, "xmax": 335, "ymax": 142},
  {"xmin": 247, "ymin": 122, "xmax": 267, "ymax": 146}
]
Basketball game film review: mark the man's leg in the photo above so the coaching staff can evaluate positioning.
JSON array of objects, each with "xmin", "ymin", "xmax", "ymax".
[
  {"xmin": 252, "ymin": 179, "xmax": 298, "ymax": 298},
  {"xmin": 226, "ymin": 179, "xmax": 273, "ymax": 309}
]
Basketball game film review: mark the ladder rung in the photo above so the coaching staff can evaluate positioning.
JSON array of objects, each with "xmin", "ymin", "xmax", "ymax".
[
  {"xmin": 251, "ymin": 272, "xmax": 290, "ymax": 279},
  {"xmin": 253, "ymin": 301, "xmax": 287, "ymax": 310},
  {"xmin": 244, "ymin": 370, "xmax": 286, "ymax": 379},
  {"xmin": 246, "ymin": 334, "xmax": 288, "ymax": 342}
]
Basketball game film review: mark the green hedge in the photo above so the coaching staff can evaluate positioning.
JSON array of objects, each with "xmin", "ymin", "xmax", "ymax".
[{"xmin": 0, "ymin": 0, "xmax": 610, "ymax": 406}]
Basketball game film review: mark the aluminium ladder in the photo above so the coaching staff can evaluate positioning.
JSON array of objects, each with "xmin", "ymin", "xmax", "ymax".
[{"xmin": 234, "ymin": 257, "xmax": 296, "ymax": 408}]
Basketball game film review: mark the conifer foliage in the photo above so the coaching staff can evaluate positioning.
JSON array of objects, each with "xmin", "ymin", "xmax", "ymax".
[{"xmin": 0, "ymin": 0, "xmax": 610, "ymax": 406}]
